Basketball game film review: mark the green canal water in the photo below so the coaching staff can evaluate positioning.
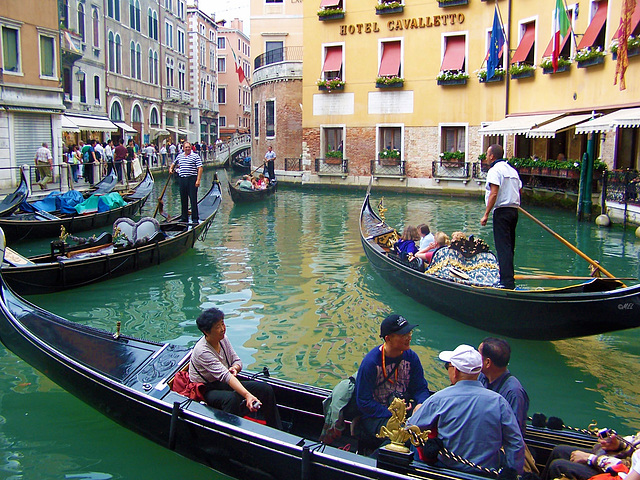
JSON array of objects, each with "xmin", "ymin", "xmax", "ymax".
[{"xmin": 1, "ymin": 168, "xmax": 639, "ymax": 479}]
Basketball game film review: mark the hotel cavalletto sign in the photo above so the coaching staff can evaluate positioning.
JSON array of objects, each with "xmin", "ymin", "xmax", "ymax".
[{"xmin": 339, "ymin": 13, "xmax": 465, "ymax": 35}]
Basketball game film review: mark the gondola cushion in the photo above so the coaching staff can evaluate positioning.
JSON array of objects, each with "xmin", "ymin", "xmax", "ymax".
[{"xmin": 425, "ymin": 247, "xmax": 499, "ymax": 286}]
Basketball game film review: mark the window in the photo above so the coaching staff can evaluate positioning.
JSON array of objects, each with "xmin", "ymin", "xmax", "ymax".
[
  {"xmin": 219, "ymin": 116, "xmax": 226, "ymax": 127},
  {"xmin": 577, "ymin": 0, "xmax": 608, "ymax": 50},
  {"xmin": 115, "ymin": 34, "xmax": 122, "ymax": 73},
  {"xmin": 153, "ymin": 51, "xmax": 158, "ymax": 83},
  {"xmin": 177, "ymin": 29, "xmax": 185, "ymax": 54},
  {"xmin": 218, "ymin": 87, "xmax": 226, "ymax": 104},
  {"xmin": 63, "ymin": 68, "xmax": 72, "ymax": 96},
  {"xmin": 62, "ymin": 0, "xmax": 70, "ymax": 28},
  {"xmin": 92, "ymin": 9, "xmax": 99, "ymax": 48},
  {"xmin": 165, "ymin": 22, "xmax": 173, "ymax": 48},
  {"xmin": 323, "ymin": 127, "xmax": 344, "ymax": 156},
  {"xmin": 115, "ymin": 0, "xmax": 120, "ymax": 21},
  {"xmin": 178, "ymin": 0, "xmax": 184, "ymax": 19},
  {"xmin": 378, "ymin": 126, "xmax": 401, "ymax": 155},
  {"xmin": 254, "ymin": 103, "xmax": 259, "ymax": 136},
  {"xmin": 39, "ymin": 35, "xmax": 55, "ymax": 78},
  {"xmin": 200, "ymin": 44, "xmax": 206, "ymax": 66},
  {"xmin": 440, "ymin": 34, "xmax": 466, "ymax": 73},
  {"xmin": 543, "ymin": 6, "xmax": 574, "ymax": 59},
  {"xmin": 148, "ymin": 49, "xmax": 154, "ymax": 82},
  {"xmin": 2, "ymin": 26, "xmax": 20, "ymax": 73},
  {"xmin": 130, "ymin": 41, "xmax": 136, "ymax": 78},
  {"xmin": 165, "ymin": 0, "xmax": 172, "ymax": 11},
  {"xmin": 78, "ymin": 3, "xmax": 85, "ymax": 42},
  {"xmin": 148, "ymin": 8, "xmax": 153, "ymax": 37},
  {"xmin": 616, "ymin": 128, "xmax": 640, "ymax": 170},
  {"xmin": 132, "ymin": 105, "xmax": 142, "ymax": 123},
  {"xmin": 152, "ymin": 11, "xmax": 158, "ymax": 40},
  {"xmin": 79, "ymin": 76, "xmax": 86, "ymax": 103},
  {"xmin": 94, "ymin": 75, "xmax": 100, "ymax": 104},
  {"xmin": 130, "ymin": 0, "xmax": 135, "ymax": 28},
  {"xmin": 136, "ymin": 43, "xmax": 141, "ymax": 79},
  {"xmin": 266, "ymin": 0, "xmax": 283, "ymax": 3},
  {"xmin": 440, "ymin": 126, "xmax": 467, "ymax": 158},
  {"xmin": 135, "ymin": 0, "xmax": 141, "ymax": 31},
  {"xmin": 238, "ymin": 39, "xmax": 241, "ymax": 51},
  {"xmin": 108, "ymin": 0, "xmax": 114, "ymax": 18},
  {"xmin": 111, "ymin": 102, "xmax": 123, "ymax": 122},
  {"xmin": 210, "ymin": 50, "xmax": 215, "ymax": 69},
  {"xmin": 512, "ymin": 21, "xmax": 536, "ymax": 65},
  {"xmin": 166, "ymin": 56, "xmax": 174, "ymax": 86},
  {"xmin": 108, "ymin": 31, "xmax": 115, "ymax": 71},
  {"xmin": 266, "ymin": 41, "xmax": 283, "ymax": 64},
  {"xmin": 218, "ymin": 56, "xmax": 226, "ymax": 72},
  {"xmin": 266, "ymin": 100, "xmax": 275, "ymax": 137},
  {"xmin": 218, "ymin": 36, "xmax": 225, "ymax": 49},
  {"xmin": 378, "ymin": 40, "xmax": 402, "ymax": 78},
  {"xmin": 150, "ymin": 108, "xmax": 159, "ymax": 126},
  {"xmin": 209, "ymin": 30, "xmax": 214, "ymax": 42},
  {"xmin": 178, "ymin": 62, "xmax": 185, "ymax": 90},
  {"xmin": 321, "ymin": 44, "xmax": 343, "ymax": 81}
]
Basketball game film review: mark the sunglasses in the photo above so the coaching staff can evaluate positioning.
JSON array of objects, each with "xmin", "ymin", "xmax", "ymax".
[{"xmin": 444, "ymin": 362, "xmax": 453, "ymax": 370}]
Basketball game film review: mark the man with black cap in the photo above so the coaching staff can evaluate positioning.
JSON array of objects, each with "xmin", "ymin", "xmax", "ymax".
[
  {"xmin": 408, "ymin": 344, "xmax": 525, "ymax": 474},
  {"xmin": 355, "ymin": 314, "xmax": 430, "ymax": 448}
]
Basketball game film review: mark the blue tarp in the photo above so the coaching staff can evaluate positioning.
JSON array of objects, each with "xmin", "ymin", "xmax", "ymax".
[
  {"xmin": 19, "ymin": 190, "xmax": 84, "ymax": 214},
  {"xmin": 75, "ymin": 192, "xmax": 126, "ymax": 214}
]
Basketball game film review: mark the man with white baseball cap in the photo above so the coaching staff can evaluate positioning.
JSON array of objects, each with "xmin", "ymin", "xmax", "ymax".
[{"xmin": 408, "ymin": 344, "xmax": 525, "ymax": 474}]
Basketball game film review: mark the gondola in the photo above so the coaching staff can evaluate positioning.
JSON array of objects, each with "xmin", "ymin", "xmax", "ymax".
[
  {"xmin": 0, "ymin": 169, "xmax": 29, "ymax": 217},
  {"xmin": 228, "ymin": 179, "xmax": 277, "ymax": 204},
  {"xmin": 231, "ymin": 156, "xmax": 252, "ymax": 175},
  {"xmin": 1, "ymin": 175, "xmax": 222, "ymax": 295},
  {"xmin": 360, "ymin": 181, "xmax": 640, "ymax": 341},
  {"xmin": 0, "ymin": 170, "xmax": 153, "ymax": 241},
  {"xmin": 0, "ymin": 246, "xmax": 599, "ymax": 480}
]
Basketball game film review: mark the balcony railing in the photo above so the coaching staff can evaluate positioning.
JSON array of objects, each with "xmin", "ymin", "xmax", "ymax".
[
  {"xmin": 181, "ymin": 91, "xmax": 191, "ymax": 103},
  {"xmin": 371, "ymin": 158, "xmax": 405, "ymax": 177},
  {"xmin": 284, "ymin": 157, "xmax": 302, "ymax": 171},
  {"xmin": 315, "ymin": 157, "xmax": 348, "ymax": 176},
  {"xmin": 254, "ymin": 46, "xmax": 303, "ymax": 70},
  {"xmin": 165, "ymin": 87, "xmax": 181, "ymax": 102},
  {"xmin": 472, "ymin": 162, "xmax": 489, "ymax": 182},
  {"xmin": 432, "ymin": 160, "xmax": 470, "ymax": 180}
]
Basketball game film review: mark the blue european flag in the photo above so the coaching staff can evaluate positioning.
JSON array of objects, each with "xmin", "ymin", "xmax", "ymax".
[{"xmin": 487, "ymin": 7, "xmax": 505, "ymax": 80}]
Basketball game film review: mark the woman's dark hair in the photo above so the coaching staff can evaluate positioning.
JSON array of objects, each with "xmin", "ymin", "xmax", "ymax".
[
  {"xmin": 196, "ymin": 308, "xmax": 224, "ymax": 333},
  {"xmin": 417, "ymin": 224, "xmax": 431, "ymax": 236}
]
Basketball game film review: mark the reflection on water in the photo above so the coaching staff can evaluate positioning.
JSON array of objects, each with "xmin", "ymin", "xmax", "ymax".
[{"xmin": 2, "ymin": 168, "xmax": 640, "ymax": 478}]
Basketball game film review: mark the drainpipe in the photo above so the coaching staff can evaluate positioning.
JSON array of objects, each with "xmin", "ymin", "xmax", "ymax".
[{"xmin": 505, "ymin": 0, "xmax": 512, "ymax": 117}]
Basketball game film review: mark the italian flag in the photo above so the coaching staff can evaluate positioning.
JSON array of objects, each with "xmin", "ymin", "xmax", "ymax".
[
  {"xmin": 552, "ymin": 0, "xmax": 571, "ymax": 72},
  {"xmin": 231, "ymin": 48, "xmax": 246, "ymax": 84}
]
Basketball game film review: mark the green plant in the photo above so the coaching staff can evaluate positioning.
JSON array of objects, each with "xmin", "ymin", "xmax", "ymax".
[
  {"xmin": 574, "ymin": 47, "xmax": 605, "ymax": 62},
  {"xmin": 610, "ymin": 35, "xmax": 640, "ymax": 53},
  {"xmin": 594, "ymin": 158, "xmax": 608, "ymax": 171},
  {"xmin": 440, "ymin": 151, "xmax": 465, "ymax": 161},
  {"xmin": 325, "ymin": 150, "xmax": 343, "ymax": 159},
  {"xmin": 317, "ymin": 7, "xmax": 344, "ymax": 17},
  {"xmin": 478, "ymin": 153, "xmax": 487, "ymax": 161},
  {"xmin": 509, "ymin": 62, "xmax": 535, "ymax": 75},
  {"xmin": 376, "ymin": 75, "xmax": 404, "ymax": 85},
  {"xmin": 375, "ymin": 1, "xmax": 402, "ymax": 10},
  {"xmin": 477, "ymin": 67, "xmax": 505, "ymax": 80},
  {"xmin": 316, "ymin": 77, "xmax": 345, "ymax": 90},
  {"xmin": 540, "ymin": 56, "xmax": 571, "ymax": 69},
  {"xmin": 379, "ymin": 149, "xmax": 400, "ymax": 159},
  {"xmin": 436, "ymin": 70, "xmax": 469, "ymax": 81}
]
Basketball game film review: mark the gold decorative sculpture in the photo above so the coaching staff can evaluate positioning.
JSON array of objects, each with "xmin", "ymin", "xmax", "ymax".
[
  {"xmin": 59, "ymin": 226, "xmax": 69, "ymax": 243},
  {"xmin": 376, "ymin": 397, "xmax": 431, "ymax": 453},
  {"xmin": 377, "ymin": 198, "xmax": 388, "ymax": 222}
]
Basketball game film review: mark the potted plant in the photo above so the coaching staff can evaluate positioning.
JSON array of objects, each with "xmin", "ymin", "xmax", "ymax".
[
  {"xmin": 610, "ymin": 36, "xmax": 640, "ymax": 59},
  {"xmin": 379, "ymin": 148, "xmax": 401, "ymax": 165},
  {"xmin": 509, "ymin": 62, "xmax": 535, "ymax": 79},
  {"xmin": 375, "ymin": 75, "xmax": 404, "ymax": 88},
  {"xmin": 325, "ymin": 149, "xmax": 343, "ymax": 164},
  {"xmin": 593, "ymin": 158, "xmax": 608, "ymax": 179},
  {"xmin": 440, "ymin": 150, "xmax": 465, "ymax": 166},
  {"xmin": 317, "ymin": 7, "xmax": 345, "ymax": 20},
  {"xmin": 575, "ymin": 47, "xmax": 606, "ymax": 68},
  {"xmin": 540, "ymin": 56, "xmax": 572, "ymax": 74},
  {"xmin": 317, "ymin": 77, "xmax": 345, "ymax": 92},
  {"xmin": 438, "ymin": 0, "xmax": 468, "ymax": 7},
  {"xmin": 375, "ymin": 0, "xmax": 404, "ymax": 15},
  {"xmin": 477, "ymin": 67, "xmax": 505, "ymax": 83},
  {"xmin": 436, "ymin": 70, "xmax": 469, "ymax": 86}
]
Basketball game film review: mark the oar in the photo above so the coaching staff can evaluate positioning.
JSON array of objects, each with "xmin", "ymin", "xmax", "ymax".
[
  {"xmin": 517, "ymin": 206, "xmax": 621, "ymax": 283},
  {"xmin": 514, "ymin": 274, "xmax": 635, "ymax": 281},
  {"xmin": 249, "ymin": 163, "xmax": 265, "ymax": 177},
  {"xmin": 153, "ymin": 174, "xmax": 172, "ymax": 218}
]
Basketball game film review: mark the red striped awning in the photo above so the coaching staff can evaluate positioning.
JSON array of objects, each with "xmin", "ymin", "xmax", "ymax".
[
  {"xmin": 577, "ymin": 1, "xmax": 608, "ymax": 50},
  {"xmin": 440, "ymin": 36, "xmax": 466, "ymax": 71},
  {"xmin": 543, "ymin": 27, "xmax": 573, "ymax": 57},
  {"xmin": 378, "ymin": 42, "xmax": 401, "ymax": 76},
  {"xmin": 511, "ymin": 22, "xmax": 536, "ymax": 63},
  {"xmin": 322, "ymin": 46, "xmax": 343, "ymax": 73}
]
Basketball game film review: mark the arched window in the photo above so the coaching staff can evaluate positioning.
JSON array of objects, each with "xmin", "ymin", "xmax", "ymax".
[
  {"xmin": 152, "ymin": 11, "xmax": 158, "ymax": 40},
  {"xmin": 129, "ymin": 0, "xmax": 135, "ymax": 29},
  {"xmin": 136, "ymin": 43, "xmax": 141, "ymax": 79},
  {"xmin": 108, "ymin": 31, "xmax": 115, "ymax": 71},
  {"xmin": 114, "ymin": 0, "xmax": 120, "ymax": 21},
  {"xmin": 132, "ymin": 105, "xmax": 142, "ymax": 123},
  {"xmin": 62, "ymin": 0, "xmax": 70, "ymax": 28},
  {"xmin": 153, "ymin": 51, "xmax": 158, "ymax": 84},
  {"xmin": 150, "ymin": 108, "xmax": 159, "ymax": 126},
  {"xmin": 148, "ymin": 8, "xmax": 153, "ymax": 38},
  {"xmin": 130, "ymin": 41, "xmax": 135, "ymax": 78},
  {"xmin": 115, "ymin": 34, "xmax": 122, "ymax": 73},
  {"xmin": 78, "ymin": 3, "xmax": 85, "ymax": 42},
  {"xmin": 148, "ymin": 49, "xmax": 154, "ymax": 83},
  {"xmin": 135, "ymin": 0, "xmax": 141, "ymax": 32},
  {"xmin": 92, "ymin": 9, "xmax": 99, "ymax": 48},
  {"xmin": 94, "ymin": 75, "xmax": 100, "ymax": 105},
  {"xmin": 110, "ymin": 101, "xmax": 123, "ymax": 121},
  {"xmin": 166, "ymin": 57, "xmax": 174, "ymax": 87}
]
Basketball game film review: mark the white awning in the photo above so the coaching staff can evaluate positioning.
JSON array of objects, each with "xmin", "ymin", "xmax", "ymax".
[
  {"xmin": 575, "ymin": 107, "xmax": 640, "ymax": 134},
  {"xmin": 526, "ymin": 114, "xmax": 593, "ymax": 138},
  {"xmin": 166, "ymin": 127, "xmax": 179, "ymax": 133},
  {"xmin": 150, "ymin": 128, "xmax": 169, "ymax": 136},
  {"xmin": 65, "ymin": 114, "xmax": 118, "ymax": 132},
  {"xmin": 178, "ymin": 129, "xmax": 190, "ymax": 135},
  {"xmin": 113, "ymin": 121, "xmax": 137, "ymax": 133},
  {"xmin": 479, "ymin": 114, "xmax": 561, "ymax": 136},
  {"xmin": 61, "ymin": 115, "xmax": 80, "ymax": 132}
]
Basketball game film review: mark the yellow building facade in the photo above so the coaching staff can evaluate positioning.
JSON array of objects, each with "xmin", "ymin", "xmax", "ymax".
[{"xmin": 302, "ymin": 0, "xmax": 640, "ymax": 187}]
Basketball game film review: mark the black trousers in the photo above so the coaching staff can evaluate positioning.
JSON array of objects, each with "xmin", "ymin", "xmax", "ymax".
[
  {"xmin": 493, "ymin": 207, "xmax": 518, "ymax": 289},
  {"xmin": 84, "ymin": 161, "xmax": 94, "ymax": 185},
  {"xmin": 266, "ymin": 159, "xmax": 275, "ymax": 180},
  {"xmin": 203, "ymin": 379, "xmax": 282, "ymax": 429},
  {"xmin": 178, "ymin": 175, "xmax": 199, "ymax": 222},
  {"xmin": 114, "ymin": 160, "xmax": 124, "ymax": 182},
  {"xmin": 541, "ymin": 445, "xmax": 598, "ymax": 480}
]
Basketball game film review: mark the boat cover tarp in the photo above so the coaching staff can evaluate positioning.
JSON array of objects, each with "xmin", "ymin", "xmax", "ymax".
[
  {"xmin": 75, "ymin": 192, "xmax": 125, "ymax": 214},
  {"xmin": 19, "ymin": 191, "xmax": 85, "ymax": 214},
  {"xmin": 425, "ymin": 246, "xmax": 500, "ymax": 286}
]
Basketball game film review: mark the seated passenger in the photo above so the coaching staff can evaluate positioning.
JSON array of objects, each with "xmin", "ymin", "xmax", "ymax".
[
  {"xmin": 417, "ymin": 224, "xmax": 435, "ymax": 251},
  {"xmin": 415, "ymin": 231, "xmax": 450, "ymax": 264},
  {"xmin": 355, "ymin": 314, "xmax": 430, "ymax": 449},
  {"xmin": 189, "ymin": 308, "xmax": 282, "ymax": 429},
  {"xmin": 257, "ymin": 174, "xmax": 268, "ymax": 189},
  {"xmin": 394, "ymin": 225, "xmax": 420, "ymax": 259},
  {"xmin": 236, "ymin": 175, "xmax": 254, "ymax": 191},
  {"xmin": 450, "ymin": 231, "xmax": 467, "ymax": 243}
]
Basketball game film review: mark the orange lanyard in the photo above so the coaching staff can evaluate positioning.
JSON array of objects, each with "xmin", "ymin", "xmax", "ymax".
[{"xmin": 381, "ymin": 344, "xmax": 399, "ymax": 384}]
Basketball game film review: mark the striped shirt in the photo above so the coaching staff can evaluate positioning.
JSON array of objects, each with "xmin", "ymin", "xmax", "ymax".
[{"xmin": 172, "ymin": 151, "xmax": 202, "ymax": 177}]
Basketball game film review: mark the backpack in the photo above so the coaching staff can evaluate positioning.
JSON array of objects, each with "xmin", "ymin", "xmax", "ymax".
[{"xmin": 320, "ymin": 374, "xmax": 359, "ymax": 444}]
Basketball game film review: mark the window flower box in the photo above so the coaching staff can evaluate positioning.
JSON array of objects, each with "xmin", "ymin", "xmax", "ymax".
[
  {"xmin": 509, "ymin": 62, "xmax": 535, "ymax": 79},
  {"xmin": 612, "ymin": 47, "xmax": 640, "ymax": 60},
  {"xmin": 477, "ymin": 68, "xmax": 505, "ymax": 83},
  {"xmin": 317, "ymin": 78, "xmax": 345, "ymax": 91},
  {"xmin": 438, "ymin": 0, "xmax": 468, "ymax": 7},
  {"xmin": 379, "ymin": 149, "xmax": 401, "ymax": 165},
  {"xmin": 575, "ymin": 47, "xmax": 606, "ymax": 68},
  {"xmin": 317, "ymin": 8, "xmax": 345, "ymax": 20},
  {"xmin": 436, "ymin": 70, "xmax": 469, "ymax": 86},
  {"xmin": 610, "ymin": 36, "xmax": 640, "ymax": 59},
  {"xmin": 375, "ymin": 75, "xmax": 404, "ymax": 88},
  {"xmin": 540, "ymin": 56, "xmax": 572, "ymax": 74},
  {"xmin": 375, "ymin": 2, "xmax": 404, "ymax": 14}
]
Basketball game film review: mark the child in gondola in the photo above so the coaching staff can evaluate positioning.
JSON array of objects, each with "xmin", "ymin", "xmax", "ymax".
[
  {"xmin": 394, "ymin": 225, "xmax": 420, "ymax": 260},
  {"xmin": 414, "ymin": 231, "xmax": 450, "ymax": 265}
]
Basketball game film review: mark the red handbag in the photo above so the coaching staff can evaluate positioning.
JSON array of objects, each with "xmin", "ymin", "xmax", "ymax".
[{"xmin": 172, "ymin": 370, "xmax": 205, "ymax": 402}]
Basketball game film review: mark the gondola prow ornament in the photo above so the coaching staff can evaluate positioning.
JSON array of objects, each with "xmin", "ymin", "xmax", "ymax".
[{"xmin": 377, "ymin": 397, "xmax": 430, "ymax": 453}]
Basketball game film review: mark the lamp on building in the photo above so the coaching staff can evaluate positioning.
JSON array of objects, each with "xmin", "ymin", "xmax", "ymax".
[{"xmin": 75, "ymin": 69, "xmax": 86, "ymax": 82}]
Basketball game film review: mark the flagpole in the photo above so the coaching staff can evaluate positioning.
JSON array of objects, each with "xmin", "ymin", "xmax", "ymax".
[{"xmin": 504, "ymin": 0, "xmax": 512, "ymax": 117}]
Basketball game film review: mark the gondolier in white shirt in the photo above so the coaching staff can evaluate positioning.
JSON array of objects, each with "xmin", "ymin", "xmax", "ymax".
[{"xmin": 169, "ymin": 142, "xmax": 203, "ymax": 223}]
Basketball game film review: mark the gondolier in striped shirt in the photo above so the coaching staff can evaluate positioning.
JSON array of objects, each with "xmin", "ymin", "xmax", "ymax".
[{"xmin": 169, "ymin": 142, "xmax": 203, "ymax": 223}]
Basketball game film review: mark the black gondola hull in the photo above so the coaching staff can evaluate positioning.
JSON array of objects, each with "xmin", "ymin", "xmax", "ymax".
[
  {"xmin": 0, "ymin": 170, "xmax": 29, "ymax": 217},
  {"xmin": 360, "ymin": 191, "xmax": 640, "ymax": 340},
  {"xmin": 228, "ymin": 181, "xmax": 277, "ymax": 204}
]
